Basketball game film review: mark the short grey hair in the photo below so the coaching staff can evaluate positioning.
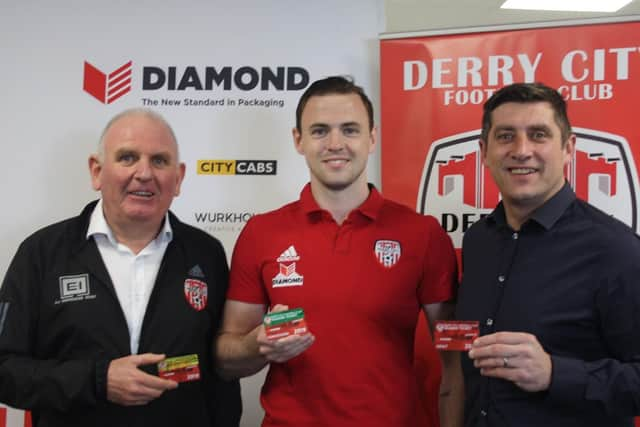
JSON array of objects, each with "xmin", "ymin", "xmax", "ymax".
[{"xmin": 96, "ymin": 108, "xmax": 179, "ymax": 160}]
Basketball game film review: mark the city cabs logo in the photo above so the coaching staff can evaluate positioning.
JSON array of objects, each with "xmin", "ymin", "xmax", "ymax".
[{"xmin": 197, "ymin": 159, "xmax": 277, "ymax": 175}]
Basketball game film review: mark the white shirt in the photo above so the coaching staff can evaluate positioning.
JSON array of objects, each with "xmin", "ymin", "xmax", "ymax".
[{"xmin": 86, "ymin": 199, "xmax": 173, "ymax": 354}]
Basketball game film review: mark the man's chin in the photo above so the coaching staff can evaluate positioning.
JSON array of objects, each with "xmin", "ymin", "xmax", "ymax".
[
  {"xmin": 324, "ymin": 181, "xmax": 352, "ymax": 191},
  {"xmin": 506, "ymin": 192, "xmax": 545, "ymax": 208},
  {"xmin": 122, "ymin": 209, "xmax": 162, "ymax": 224}
]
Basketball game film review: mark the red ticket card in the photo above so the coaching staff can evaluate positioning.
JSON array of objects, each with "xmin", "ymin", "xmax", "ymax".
[
  {"xmin": 157, "ymin": 354, "xmax": 200, "ymax": 382},
  {"xmin": 434, "ymin": 320, "xmax": 479, "ymax": 351},
  {"xmin": 264, "ymin": 308, "xmax": 308, "ymax": 340}
]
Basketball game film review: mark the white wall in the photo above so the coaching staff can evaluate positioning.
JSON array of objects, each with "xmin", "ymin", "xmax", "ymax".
[{"xmin": 0, "ymin": 2, "xmax": 382, "ymax": 426}]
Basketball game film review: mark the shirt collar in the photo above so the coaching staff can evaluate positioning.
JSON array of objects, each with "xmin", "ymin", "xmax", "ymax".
[
  {"xmin": 86, "ymin": 199, "xmax": 173, "ymax": 245},
  {"xmin": 488, "ymin": 182, "xmax": 575, "ymax": 231},
  {"xmin": 529, "ymin": 182, "xmax": 575, "ymax": 230},
  {"xmin": 299, "ymin": 182, "xmax": 384, "ymax": 221}
]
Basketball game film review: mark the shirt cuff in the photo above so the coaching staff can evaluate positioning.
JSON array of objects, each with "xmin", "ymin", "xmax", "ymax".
[
  {"xmin": 547, "ymin": 355, "xmax": 588, "ymax": 405},
  {"xmin": 94, "ymin": 358, "xmax": 110, "ymax": 401}
]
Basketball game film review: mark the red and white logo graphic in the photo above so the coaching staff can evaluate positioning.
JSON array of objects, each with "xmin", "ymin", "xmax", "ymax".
[
  {"xmin": 83, "ymin": 60, "xmax": 132, "ymax": 104},
  {"xmin": 0, "ymin": 405, "xmax": 31, "ymax": 427},
  {"xmin": 272, "ymin": 246, "xmax": 303, "ymax": 288},
  {"xmin": 184, "ymin": 279, "xmax": 208, "ymax": 311},
  {"xmin": 374, "ymin": 240, "xmax": 401, "ymax": 268},
  {"xmin": 418, "ymin": 129, "xmax": 640, "ymax": 247}
]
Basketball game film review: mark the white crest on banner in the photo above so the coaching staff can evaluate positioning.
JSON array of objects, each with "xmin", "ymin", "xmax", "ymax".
[{"xmin": 418, "ymin": 128, "xmax": 640, "ymax": 248}]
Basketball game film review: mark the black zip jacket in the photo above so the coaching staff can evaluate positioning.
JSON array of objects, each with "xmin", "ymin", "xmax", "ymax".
[{"xmin": 0, "ymin": 201, "xmax": 241, "ymax": 427}]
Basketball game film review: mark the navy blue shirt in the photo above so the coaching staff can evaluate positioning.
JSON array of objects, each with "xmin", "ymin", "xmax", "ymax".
[{"xmin": 456, "ymin": 183, "xmax": 640, "ymax": 427}]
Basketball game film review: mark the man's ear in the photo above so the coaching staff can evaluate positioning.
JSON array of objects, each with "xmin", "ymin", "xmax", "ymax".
[
  {"xmin": 479, "ymin": 139, "xmax": 488, "ymax": 166},
  {"xmin": 292, "ymin": 127, "xmax": 304, "ymax": 155},
  {"xmin": 368, "ymin": 126, "xmax": 377, "ymax": 154},
  {"xmin": 563, "ymin": 133, "xmax": 576, "ymax": 166},
  {"xmin": 88, "ymin": 155, "xmax": 103, "ymax": 191},
  {"xmin": 174, "ymin": 162, "xmax": 186, "ymax": 196}
]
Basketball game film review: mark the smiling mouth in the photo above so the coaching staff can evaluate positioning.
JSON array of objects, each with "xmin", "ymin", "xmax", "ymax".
[
  {"xmin": 508, "ymin": 167, "xmax": 537, "ymax": 175},
  {"xmin": 129, "ymin": 191, "xmax": 154, "ymax": 197},
  {"xmin": 323, "ymin": 159, "xmax": 349, "ymax": 165}
]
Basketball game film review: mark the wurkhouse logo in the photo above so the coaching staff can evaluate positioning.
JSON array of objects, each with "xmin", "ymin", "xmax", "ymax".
[
  {"xmin": 184, "ymin": 279, "xmax": 208, "ymax": 311},
  {"xmin": 197, "ymin": 160, "xmax": 277, "ymax": 175},
  {"xmin": 418, "ymin": 128, "xmax": 640, "ymax": 248},
  {"xmin": 194, "ymin": 212, "xmax": 255, "ymax": 224},
  {"xmin": 272, "ymin": 246, "xmax": 303, "ymax": 288},
  {"xmin": 193, "ymin": 211, "xmax": 254, "ymax": 235},
  {"xmin": 374, "ymin": 240, "xmax": 401, "ymax": 268},
  {"xmin": 83, "ymin": 61, "xmax": 133, "ymax": 104}
]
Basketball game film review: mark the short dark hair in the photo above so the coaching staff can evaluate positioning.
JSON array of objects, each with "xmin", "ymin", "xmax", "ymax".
[
  {"xmin": 295, "ymin": 76, "xmax": 374, "ymax": 132},
  {"xmin": 481, "ymin": 82, "xmax": 572, "ymax": 144}
]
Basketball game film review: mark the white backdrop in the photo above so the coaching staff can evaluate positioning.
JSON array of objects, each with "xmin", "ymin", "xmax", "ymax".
[{"xmin": 0, "ymin": 1, "xmax": 382, "ymax": 426}]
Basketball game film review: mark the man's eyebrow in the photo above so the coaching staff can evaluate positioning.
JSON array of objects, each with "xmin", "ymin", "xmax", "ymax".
[
  {"xmin": 492, "ymin": 124, "xmax": 552, "ymax": 132},
  {"xmin": 114, "ymin": 147, "xmax": 136, "ymax": 155},
  {"xmin": 527, "ymin": 124, "xmax": 552, "ymax": 132},
  {"xmin": 492, "ymin": 125, "xmax": 516, "ymax": 132},
  {"xmin": 340, "ymin": 121, "xmax": 361, "ymax": 128}
]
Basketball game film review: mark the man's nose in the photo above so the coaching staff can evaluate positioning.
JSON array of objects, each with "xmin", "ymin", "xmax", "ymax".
[
  {"xmin": 511, "ymin": 134, "xmax": 532, "ymax": 158},
  {"xmin": 326, "ymin": 129, "xmax": 344, "ymax": 150},
  {"xmin": 134, "ymin": 159, "xmax": 153, "ymax": 180}
]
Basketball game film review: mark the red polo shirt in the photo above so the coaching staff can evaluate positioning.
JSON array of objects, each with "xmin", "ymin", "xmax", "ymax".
[{"xmin": 228, "ymin": 184, "xmax": 457, "ymax": 427}]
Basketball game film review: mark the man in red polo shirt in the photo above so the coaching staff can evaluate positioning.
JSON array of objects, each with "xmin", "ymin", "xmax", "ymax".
[{"xmin": 216, "ymin": 76, "xmax": 463, "ymax": 427}]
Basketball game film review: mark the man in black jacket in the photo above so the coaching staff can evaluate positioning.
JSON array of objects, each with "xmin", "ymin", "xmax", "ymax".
[{"xmin": 0, "ymin": 109, "xmax": 241, "ymax": 426}]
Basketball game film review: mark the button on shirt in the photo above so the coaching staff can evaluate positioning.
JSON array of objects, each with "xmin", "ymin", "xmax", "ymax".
[
  {"xmin": 87, "ymin": 200, "xmax": 172, "ymax": 354},
  {"xmin": 456, "ymin": 183, "xmax": 640, "ymax": 427}
]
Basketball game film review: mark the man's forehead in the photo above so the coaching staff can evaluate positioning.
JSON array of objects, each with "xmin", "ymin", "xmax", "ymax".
[
  {"xmin": 104, "ymin": 115, "xmax": 176, "ymax": 151},
  {"xmin": 301, "ymin": 93, "xmax": 368, "ymax": 125},
  {"xmin": 491, "ymin": 102, "xmax": 555, "ymax": 124},
  {"xmin": 106, "ymin": 114, "xmax": 164, "ymax": 135},
  {"xmin": 492, "ymin": 101, "xmax": 554, "ymax": 115}
]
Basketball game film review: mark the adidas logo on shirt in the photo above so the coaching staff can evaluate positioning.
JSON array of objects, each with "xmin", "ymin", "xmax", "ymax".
[{"xmin": 277, "ymin": 245, "xmax": 300, "ymax": 263}]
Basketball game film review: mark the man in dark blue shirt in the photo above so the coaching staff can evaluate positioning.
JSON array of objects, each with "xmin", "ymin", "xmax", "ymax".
[{"xmin": 456, "ymin": 82, "xmax": 640, "ymax": 427}]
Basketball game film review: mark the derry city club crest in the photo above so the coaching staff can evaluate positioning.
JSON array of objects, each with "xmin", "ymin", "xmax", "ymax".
[
  {"xmin": 374, "ymin": 240, "xmax": 401, "ymax": 268},
  {"xmin": 184, "ymin": 279, "xmax": 208, "ymax": 311}
]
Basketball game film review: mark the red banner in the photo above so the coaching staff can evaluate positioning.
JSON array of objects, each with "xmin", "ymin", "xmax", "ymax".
[{"xmin": 381, "ymin": 20, "xmax": 640, "ymax": 426}]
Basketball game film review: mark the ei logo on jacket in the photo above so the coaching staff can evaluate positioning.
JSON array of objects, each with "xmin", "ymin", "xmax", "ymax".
[
  {"xmin": 55, "ymin": 274, "xmax": 96, "ymax": 305},
  {"xmin": 418, "ymin": 128, "xmax": 640, "ymax": 248},
  {"xmin": 272, "ymin": 245, "xmax": 304, "ymax": 288}
]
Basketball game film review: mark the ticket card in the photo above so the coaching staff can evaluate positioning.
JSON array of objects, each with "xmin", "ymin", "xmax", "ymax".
[
  {"xmin": 434, "ymin": 320, "xmax": 479, "ymax": 351},
  {"xmin": 157, "ymin": 354, "xmax": 200, "ymax": 382},
  {"xmin": 264, "ymin": 308, "xmax": 308, "ymax": 340}
]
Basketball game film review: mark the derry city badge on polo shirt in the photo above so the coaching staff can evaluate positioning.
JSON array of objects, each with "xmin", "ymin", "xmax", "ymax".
[
  {"xmin": 272, "ymin": 245, "xmax": 304, "ymax": 288},
  {"xmin": 184, "ymin": 278, "xmax": 208, "ymax": 311},
  {"xmin": 374, "ymin": 240, "xmax": 401, "ymax": 268}
]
